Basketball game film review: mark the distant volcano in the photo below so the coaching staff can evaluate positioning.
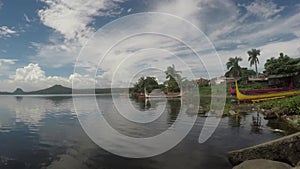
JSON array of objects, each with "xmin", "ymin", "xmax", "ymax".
[{"xmin": 13, "ymin": 88, "xmax": 25, "ymax": 94}]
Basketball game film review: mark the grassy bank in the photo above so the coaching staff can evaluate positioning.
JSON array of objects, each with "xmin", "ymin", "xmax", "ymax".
[{"xmin": 198, "ymin": 85, "xmax": 231, "ymax": 96}]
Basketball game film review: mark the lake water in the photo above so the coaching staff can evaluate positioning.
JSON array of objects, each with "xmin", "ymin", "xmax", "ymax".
[{"xmin": 0, "ymin": 95, "xmax": 297, "ymax": 169}]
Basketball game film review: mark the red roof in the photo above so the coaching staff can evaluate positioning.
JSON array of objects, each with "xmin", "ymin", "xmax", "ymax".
[{"xmin": 196, "ymin": 78, "xmax": 210, "ymax": 83}]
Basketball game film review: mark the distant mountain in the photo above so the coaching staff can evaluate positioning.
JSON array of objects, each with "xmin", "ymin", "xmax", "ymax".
[
  {"xmin": 28, "ymin": 85, "xmax": 72, "ymax": 95},
  {"xmin": 13, "ymin": 88, "xmax": 26, "ymax": 95},
  {"xmin": 0, "ymin": 84, "xmax": 129, "ymax": 95}
]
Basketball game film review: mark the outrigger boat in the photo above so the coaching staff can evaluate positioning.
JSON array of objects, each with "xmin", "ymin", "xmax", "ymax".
[
  {"xmin": 230, "ymin": 81, "xmax": 293, "ymax": 95},
  {"xmin": 235, "ymin": 81, "xmax": 300, "ymax": 102}
]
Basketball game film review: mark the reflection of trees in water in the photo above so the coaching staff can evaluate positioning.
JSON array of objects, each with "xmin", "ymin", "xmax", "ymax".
[
  {"xmin": 199, "ymin": 96, "xmax": 210, "ymax": 113},
  {"xmin": 250, "ymin": 112, "xmax": 263, "ymax": 134},
  {"xmin": 15, "ymin": 96, "xmax": 23, "ymax": 102},
  {"xmin": 135, "ymin": 98, "xmax": 181, "ymax": 124},
  {"xmin": 227, "ymin": 111, "xmax": 246, "ymax": 128},
  {"xmin": 134, "ymin": 98, "xmax": 158, "ymax": 110},
  {"xmin": 167, "ymin": 99, "xmax": 181, "ymax": 124},
  {"xmin": 135, "ymin": 98, "xmax": 179, "ymax": 126}
]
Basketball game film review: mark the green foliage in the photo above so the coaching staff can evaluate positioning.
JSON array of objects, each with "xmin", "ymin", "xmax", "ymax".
[
  {"xmin": 130, "ymin": 65, "xmax": 185, "ymax": 94},
  {"xmin": 166, "ymin": 77, "xmax": 180, "ymax": 92},
  {"xmin": 199, "ymin": 86, "xmax": 211, "ymax": 95},
  {"xmin": 226, "ymin": 67, "xmax": 256, "ymax": 82},
  {"xmin": 225, "ymin": 56, "xmax": 243, "ymax": 78},
  {"xmin": 240, "ymin": 68, "xmax": 256, "ymax": 81},
  {"xmin": 165, "ymin": 64, "xmax": 183, "ymax": 92},
  {"xmin": 131, "ymin": 76, "xmax": 160, "ymax": 93},
  {"xmin": 238, "ymin": 82, "xmax": 268, "ymax": 90},
  {"xmin": 260, "ymin": 95, "xmax": 300, "ymax": 116},
  {"xmin": 247, "ymin": 48, "xmax": 261, "ymax": 76},
  {"xmin": 198, "ymin": 85, "xmax": 230, "ymax": 96},
  {"xmin": 264, "ymin": 53, "xmax": 300, "ymax": 75},
  {"xmin": 197, "ymin": 81, "xmax": 209, "ymax": 87}
]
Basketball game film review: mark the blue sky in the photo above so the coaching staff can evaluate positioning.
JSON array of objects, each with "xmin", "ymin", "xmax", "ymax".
[{"xmin": 0, "ymin": 0, "xmax": 300, "ymax": 91}]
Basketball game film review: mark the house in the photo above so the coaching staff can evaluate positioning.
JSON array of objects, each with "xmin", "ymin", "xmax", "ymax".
[
  {"xmin": 210, "ymin": 76, "xmax": 227, "ymax": 85},
  {"xmin": 196, "ymin": 78, "xmax": 210, "ymax": 84},
  {"xmin": 194, "ymin": 78, "xmax": 210, "ymax": 87},
  {"xmin": 245, "ymin": 72, "xmax": 299, "ymax": 88},
  {"xmin": 268, "ymin": 72, "xmax": 299, "ymax": 88}
]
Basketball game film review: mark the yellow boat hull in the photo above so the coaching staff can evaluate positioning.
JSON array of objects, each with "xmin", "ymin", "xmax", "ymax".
[{"xmin": 235, "ymin": 81, "xmax": 300, "ymax": 101}]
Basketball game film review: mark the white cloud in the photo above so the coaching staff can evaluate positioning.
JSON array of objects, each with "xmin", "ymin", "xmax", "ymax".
[
  {"xmin": 33, "ymin": 0, "xmax": 128, "ymax": 67},
  {"xmin": 23, "ymin": 14, "xmax": 31, "ymax": 23},
  {"xmin": 67, "ymin": 1, "xmax": 300, "ymax": 75},
  {"xmin": 0, "ymin": 26, "xmax": 17, "ymax": 38},
  {"xmin": 0, "ymin": 63, "xmax": 97, "ymax": 91},
  {"xmin": 14, "ymin": 63, "xmax": 46, "ymax": 81},
  {"xmin": 14, "ymin": 0, "xmax": 300, "ymax": 90},
  {"xmin": 243, "ymin": 0, "xmax": 285, "ymax": 19},
  {"xmin": 0, "ymin": 59, "xmax": 17, "ymax": 66},
  {"xmin": 38, "ymin": 0, "xmax": 127, "ymax": 44}
]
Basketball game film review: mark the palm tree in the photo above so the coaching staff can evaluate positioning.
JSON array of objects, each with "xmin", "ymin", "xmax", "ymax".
[
  {"xmin": 165, "ymin": 64, "xmax": 183, "ymax": 92},
  {"xmin": 226, "ymin": 57, "xmax": 243, "ymax": 78},
  {"xmin": 247, "ymin": 49, "xmax": 261, "ymax": 77},
  {"xmin": 165, "ymin": 64, "xmax": 182, "ymax": 81}
]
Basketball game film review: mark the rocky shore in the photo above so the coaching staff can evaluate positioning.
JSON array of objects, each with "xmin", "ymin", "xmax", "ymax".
[{"xmin": 228, "ymin": 132, "xmax": 300, "ymax": 168}]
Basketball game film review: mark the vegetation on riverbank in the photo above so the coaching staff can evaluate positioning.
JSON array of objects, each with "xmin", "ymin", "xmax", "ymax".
[
  {"xmin": 259, "ymin": 95, "xmax": 300, "ymax": 116},
  {"xmin": 224, "ymin": 49, "xmax": 300, "ymax": 121},
  {"xmin": 256, "ymin": 95, "xmax": 300, "ymax": 128}
]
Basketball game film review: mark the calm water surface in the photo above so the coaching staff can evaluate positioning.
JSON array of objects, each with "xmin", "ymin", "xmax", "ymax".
[{"xmin": 0, "ymin": 95, "xmax": 297, "ymax": 169}]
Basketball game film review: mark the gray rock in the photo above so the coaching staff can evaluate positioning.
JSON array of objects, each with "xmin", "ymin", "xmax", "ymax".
[
  {"xmin": 233, "ymin": 159, "xmax": 292, "ymax": 169},
  {"xmin": 228, "ymin": 132, "xmax": 300, "ymax": 166}
]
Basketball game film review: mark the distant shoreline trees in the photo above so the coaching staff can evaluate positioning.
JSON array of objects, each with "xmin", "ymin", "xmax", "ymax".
[{"xmin": 131, "ymin": 64, "xmax": 184, "ymax": 95}]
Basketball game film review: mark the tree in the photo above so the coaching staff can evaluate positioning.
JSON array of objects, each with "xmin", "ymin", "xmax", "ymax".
[
  {"xmin": 165, "ymin": 64, "xmax": 183, "ymax": 93},
  {"xmin": 247, "ymin": 48, "xmax": 261, "ymax": 77},
  {"xmin": 264, "ymin": 53, "xmax": 300, "ymax": 75},
  {"xmin": 240, "ymin": 68, "xmax": 256, "ymax": 81},
  {"xmin": 226, "ymin": 57, "xmax": 243, "ymax": 78},
  {"xmin": 131, "ymin": 76, "xmax": 159, "ymax": 93}
]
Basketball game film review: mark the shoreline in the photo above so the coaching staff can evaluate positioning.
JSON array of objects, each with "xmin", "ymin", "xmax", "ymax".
[{"xmin": 226, "ymin": 95, "xmax": 300, "ymax": 168}]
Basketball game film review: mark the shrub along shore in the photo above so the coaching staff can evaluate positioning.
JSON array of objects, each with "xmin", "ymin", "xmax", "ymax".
[{"xmin": 257, "ymin": 95, "xmax": 300, "ymax": 129}]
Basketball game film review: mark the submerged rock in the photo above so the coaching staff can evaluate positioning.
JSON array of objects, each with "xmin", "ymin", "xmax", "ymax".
[{"xmin": 233, "ymin": 159, "xmax": 292, "ymax": 169}]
